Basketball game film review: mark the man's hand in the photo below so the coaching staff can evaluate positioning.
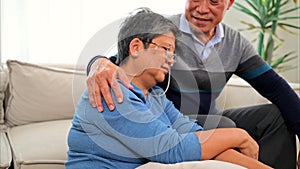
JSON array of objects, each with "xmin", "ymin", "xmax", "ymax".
[{"xmin": 86, "ymin": 57, "xmax": 133, "ymax": 112}]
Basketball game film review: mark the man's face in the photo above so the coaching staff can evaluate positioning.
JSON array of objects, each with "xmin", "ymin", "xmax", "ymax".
[{"xmin": 185, "ymin": 0, "xmax": 234, "ymax": 36}]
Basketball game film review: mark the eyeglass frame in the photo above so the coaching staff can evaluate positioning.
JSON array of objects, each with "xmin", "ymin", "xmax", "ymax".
[{"xmin": 144, "ymin": 41, "xmax": 177, "ymax": 62}]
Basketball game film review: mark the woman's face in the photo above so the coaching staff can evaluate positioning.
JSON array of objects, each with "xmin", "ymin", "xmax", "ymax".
[
  {"xmin": 121, "ymin": 31, "xmax": 176, "ymax": 88},
  {"xmin": 142, "ymin": 32, "xmax": 176, "ymax": 83}
]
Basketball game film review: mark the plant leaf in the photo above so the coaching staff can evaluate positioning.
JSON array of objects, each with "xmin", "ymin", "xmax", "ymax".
[
  {"xmin": 278, "ymin": 22, "xmax": 300, "ymax": 30},
  {"xmin": 280, "ymin": 6, "xmax": 300, "ymax": 15},
  {"xmin": 234, "ymin": 2, "xmax": 264, "ymax": 27},
  {"xmin": 271, "ymin": 51, "xmax": 295, "ymax": 68}
]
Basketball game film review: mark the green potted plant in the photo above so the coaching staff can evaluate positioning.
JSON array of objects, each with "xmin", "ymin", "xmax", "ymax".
[{"xmin": 234, "ymin": 0, "xmax": 300, "ymax": 72}]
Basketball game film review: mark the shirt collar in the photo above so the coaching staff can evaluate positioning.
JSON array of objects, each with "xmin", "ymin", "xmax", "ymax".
[{"xmin": 179, "ymin": 13, "xmax": 224, "ymax": 43}]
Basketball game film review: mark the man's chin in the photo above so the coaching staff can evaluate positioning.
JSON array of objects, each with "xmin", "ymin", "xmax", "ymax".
[{"xmin": 189, "ymin": 23, "xmax": 207, "ymax": 34}]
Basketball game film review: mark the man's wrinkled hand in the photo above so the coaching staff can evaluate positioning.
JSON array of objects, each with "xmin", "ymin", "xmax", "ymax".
[{"xmin": 86, "ymin": 58, "xmax": 132, "ymax": 112}]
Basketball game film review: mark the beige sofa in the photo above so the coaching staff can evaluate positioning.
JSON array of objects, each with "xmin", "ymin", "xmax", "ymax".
[{"xmin": 0, "ymin": 60, "xmax": 299, "ymax": 169}]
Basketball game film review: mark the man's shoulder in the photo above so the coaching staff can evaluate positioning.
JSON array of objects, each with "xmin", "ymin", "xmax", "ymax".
[
  {"xmin": 221, "ymin": 23, "xmax": 238, "ymax": 35},
  {"xmin": 167, "ymin": 14, "xmax": 181, "ymax": 26},
  {"xmin": 221, "ymin": 23, "xmax": 249, "ymax": 42}
]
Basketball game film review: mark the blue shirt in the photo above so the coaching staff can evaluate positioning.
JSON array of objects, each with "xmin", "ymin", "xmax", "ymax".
[
  {"xmin": 66, "ymin": 82, "xmax": 203, "ymax": 169},
  {"xmin": 179, "ymin": 13, "xmax": 224, "ymax": 60}
]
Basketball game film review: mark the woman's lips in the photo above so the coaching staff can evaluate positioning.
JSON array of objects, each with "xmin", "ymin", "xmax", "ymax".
[{"xmin": 161, "ymin": 66, "xmax": 169, "ymax": 74}]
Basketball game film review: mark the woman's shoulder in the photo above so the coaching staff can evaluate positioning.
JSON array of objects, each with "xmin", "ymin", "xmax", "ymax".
[
  {"xmin": 150, "ymin": 86, "xmax": 166, "ymax": 96},
  {"xmin": 118, "ymin": 81, "xmax": 144, "ymax": 99}
]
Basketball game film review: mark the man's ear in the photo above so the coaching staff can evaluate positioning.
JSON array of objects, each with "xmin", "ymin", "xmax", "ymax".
[
  {"xmin": 227, "ymin": 0, "xmax": 235, "ymax": 10},
  {"xmin": 129, "ymin": 38, "xmax": 144, "ymax": 57}
]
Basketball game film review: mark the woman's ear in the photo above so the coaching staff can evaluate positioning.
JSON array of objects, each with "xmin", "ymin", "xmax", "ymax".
[{"xmin": 129, "ymin": 38, "xmax": 144, "ymax": 57}]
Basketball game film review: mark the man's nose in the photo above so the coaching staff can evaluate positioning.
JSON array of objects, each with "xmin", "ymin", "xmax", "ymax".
[{"xmin": 195, "ymin": 0, "xmax": 210, "ymax": 13}]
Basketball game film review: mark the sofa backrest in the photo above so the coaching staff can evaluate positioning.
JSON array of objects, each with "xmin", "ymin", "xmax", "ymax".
[
  {"xmin": 216, "ymin": 76, "xmax": 300, "ymax": 110},
  {"xmin": 3, "ymin": 60, "xmax": 87, "ymax": 126},
  {"xmin": 1, "ymin": 60, "xmax": 299, "ymax": 126}
]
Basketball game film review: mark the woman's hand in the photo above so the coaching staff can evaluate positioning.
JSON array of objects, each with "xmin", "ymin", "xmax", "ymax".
[
  {"xmin": 236, "ymin": 129, "xmax": 259, "ymax": 160},
  {"xmin": 86, "ymin": 58, "xmax": 133, "ymax": 112},
  {"xmin": 196, "ymin": 128, "xmax": 259, "ymax": 160}
]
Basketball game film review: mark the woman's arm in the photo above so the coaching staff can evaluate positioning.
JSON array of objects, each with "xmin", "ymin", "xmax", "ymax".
[
  {"xmin": 215, "ymin": 149, "xmax": 273, "ymax": 169},
  {"xmin": 195, "ymin": 128, "xmax": 258, "ymax": 160},
  {"xmin": 157, "ymin": 93, "xmax": 270, "ymax": 168},
  {"xmin": 163, "ymin": 95, "xmax": 202, "ymax": 133},
  {"xmin": 194, "ymin": 128, "xmax": 273, "ymax": 169}
]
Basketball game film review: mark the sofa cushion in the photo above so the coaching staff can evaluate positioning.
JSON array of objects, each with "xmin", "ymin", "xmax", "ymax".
[
  {"xmin": 0, "ymin": 132, "xmax": 12, "ymax": 169},
  {"xmin": 6, "ymin": 119, "xmax": 71, "ymax": 169},
  {"xmin": 5, "ymin": 60, "xmax": 86, "ymax": 126}
]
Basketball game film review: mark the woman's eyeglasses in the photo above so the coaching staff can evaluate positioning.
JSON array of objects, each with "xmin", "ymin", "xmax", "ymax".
[{"xmin": 148, "ymin": 42, "xmax": 176, "ymax": 62}]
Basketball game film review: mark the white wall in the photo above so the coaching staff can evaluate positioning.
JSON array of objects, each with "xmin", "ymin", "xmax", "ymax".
[
  {"xmin": 0, "ymin": 0, "xmax": 186, "ymax": 65},
  {"xmin": 1, "ymin": 0, "xmax": 299, "ymax": 83}
]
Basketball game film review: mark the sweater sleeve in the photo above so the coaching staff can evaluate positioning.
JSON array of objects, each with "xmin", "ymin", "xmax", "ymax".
[
  {"xmin": 245, "ymin": 69, "xmax": 300, "ymax": 136},
  {"xmin": 235, "ymin": 55, "xmax": 300, "ymax": 136},
  {"xmin": 164, "ymin": 98, "xmax": 203, "ymax": 133}
]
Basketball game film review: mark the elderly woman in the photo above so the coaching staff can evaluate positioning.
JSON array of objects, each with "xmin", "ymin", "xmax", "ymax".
[{"xmin": 65, "ymin": 8, "xmax": 272, "ymax": 169}]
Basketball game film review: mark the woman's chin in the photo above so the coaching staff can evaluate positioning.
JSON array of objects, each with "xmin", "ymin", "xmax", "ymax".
[{"xmin": 155, "ymin": 73, "xmax": 167, "ymax": 83}]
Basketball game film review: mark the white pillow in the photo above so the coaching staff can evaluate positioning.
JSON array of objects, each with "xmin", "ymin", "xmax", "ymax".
[
  {"xmin": 5, "ymin": 60, "xmax": 87, "ymax": 126},
  {"xmin": 136, "ymin": 161, "xmax": 246, "ymax": 169}
]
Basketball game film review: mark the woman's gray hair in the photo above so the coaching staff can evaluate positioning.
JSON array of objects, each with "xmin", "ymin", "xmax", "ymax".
[{"xmin": 117, "ymin": 7, "xmax": 181, "ymax": 64}]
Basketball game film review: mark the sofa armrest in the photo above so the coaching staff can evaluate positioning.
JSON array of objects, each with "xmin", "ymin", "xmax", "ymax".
[
  {"xmin": 0, "ymin": 132, "xmax": 12, "ymax": 169},
  {"xmin": 0, "ymin": 67, "xmax": 8, "ymax": 124}
]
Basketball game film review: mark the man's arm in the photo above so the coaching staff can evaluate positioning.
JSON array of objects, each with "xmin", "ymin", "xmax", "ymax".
[
  {"xmin": 86, "ymin": 55, "xmax": 133, "ymax": 112},
  {"xmin": 237, "ymin": 55, "xmax": 300, "ymax": 168},
  {"xmin": 243, "ymin": 67, "xmax": 300, "ymax": 168},
  {"xmin": 245, "ymin": 68, "xmax": 300, "ymax": 136}
]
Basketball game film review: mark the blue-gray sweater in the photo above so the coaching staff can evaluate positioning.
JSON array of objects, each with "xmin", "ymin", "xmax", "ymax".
[{"xmin": 87, "ymin": 14, "xmax": 300, "ymax": 136}]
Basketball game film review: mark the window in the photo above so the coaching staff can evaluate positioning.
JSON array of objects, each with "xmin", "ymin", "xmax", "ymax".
[{"xmin": 0, "ymin": 0, "xmax": 185, "ymax": 65}]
